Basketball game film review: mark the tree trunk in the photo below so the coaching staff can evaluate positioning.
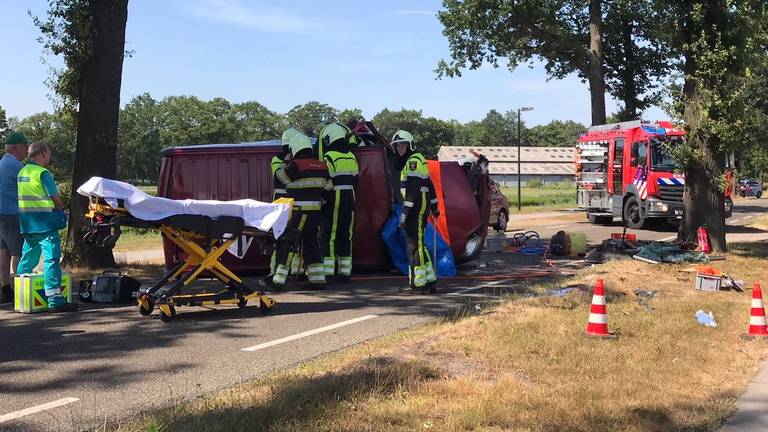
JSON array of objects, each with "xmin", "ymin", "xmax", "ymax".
[
  {"xmin": 588, "ymin": 0, "xmax": 607, "ymax": 126},
  {"xmin": 678, "ymin": 59, "xmax": 727, "ymax": 252},
  {"xmin": 64, "ymin": 0, "xmax": 128, "ymax": 267},
  {"xmin": 619, "ymin": 20, "xmax": 639, "ymax": 121}
]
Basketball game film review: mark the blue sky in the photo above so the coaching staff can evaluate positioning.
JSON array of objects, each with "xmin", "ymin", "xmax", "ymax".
[{"xmin": 0, "ymin": 0, "xmax": 666, "ymax": 126}]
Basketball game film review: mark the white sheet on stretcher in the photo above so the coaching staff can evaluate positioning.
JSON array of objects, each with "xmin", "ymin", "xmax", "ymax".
[{"xmin": 77, "ymin": 177, "xmax": 291, "ymax": 239}]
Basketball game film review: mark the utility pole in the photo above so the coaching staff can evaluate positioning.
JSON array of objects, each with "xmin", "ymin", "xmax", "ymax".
[{"xmin": 517, "ymin": 106, "xmax": 534, "ymax": 211}]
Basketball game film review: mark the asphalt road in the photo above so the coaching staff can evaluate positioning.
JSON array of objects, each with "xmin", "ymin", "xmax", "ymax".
[
  {"xmin": 504, "ymin": 198, "xmax": 768, "ymax": 246},
  {"xmin": 0, "ymin": 199, "xmax": 764, "ymax": 431}
]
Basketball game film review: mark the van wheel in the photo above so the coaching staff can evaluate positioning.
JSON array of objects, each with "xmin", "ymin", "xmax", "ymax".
[
  {"xmin": 623, "ymin": 196, "xmax": 645, "ymax": 230},
  {"xmin": 495, "ymin": 210, "xmax": 508, "ymax": 231},
  {"xmin": 587, "ymin": 213, "xmax": 613, "ymax": 225}
]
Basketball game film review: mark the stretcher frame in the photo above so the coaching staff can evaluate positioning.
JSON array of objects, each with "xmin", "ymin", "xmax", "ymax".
[{"xmin": 84, "ymin": 197, "xmax": 288, "ymax": 322}]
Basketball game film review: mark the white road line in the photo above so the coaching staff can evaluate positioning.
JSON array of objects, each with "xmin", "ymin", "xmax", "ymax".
[
  {"xmin": 744, "ymin": 215, "xmax": 754, "ymax": 220},
  {"xmin": 445, "ymin": 287, "xmax": 482, "ymax": 297},
  {"xmin": 659, "ymin": 235, "xmax": 677, "ymax": 241},
  {"xmin": 545, "ymin": 225, "xmax": 568, "ymax": 230},
  {"xmin": 242, "ymin": 315, "xmax": 378, "ymax": 352},
  {"xmin": 0, "ymin": 398, "xmax": 79, "ymax": 423}
]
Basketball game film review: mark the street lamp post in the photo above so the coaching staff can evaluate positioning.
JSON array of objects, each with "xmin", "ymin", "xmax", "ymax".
[{"xmin": 517, "ymin": 106, "xmax": 534, "ymax": 211}]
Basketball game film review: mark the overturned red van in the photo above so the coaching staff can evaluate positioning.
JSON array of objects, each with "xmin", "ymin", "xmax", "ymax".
[{"xmin": 157, "ymin": 140, "xmax": 490, "ymax": 273}]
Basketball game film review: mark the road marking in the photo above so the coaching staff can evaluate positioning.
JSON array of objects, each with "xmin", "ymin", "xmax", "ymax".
[
  {"xmin": 446, "ymin": 287, "xmax": 482, "ymax": 297},
  {"xmin": 0, "ymin": 398, "xmax": 79, "ymax": 423},
  {"xmin": 744, "ymin": 215, "xmax": 753, "ymax": 220},
  {"xmin": 545, "ymin": 225, "xmax": 568, "ymax": 230},
  {"xmin": 242, "ymin": 315, "xmax": 378, "ymax": 352},
  {"xmin": 659, "ymin": 235, "xmax": 677, "ymax": 241}
]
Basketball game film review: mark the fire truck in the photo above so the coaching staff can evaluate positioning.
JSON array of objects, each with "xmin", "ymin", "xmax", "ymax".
[{"xmin": 575, "ymin": 120, "xmax": 733, "ymax": 229}]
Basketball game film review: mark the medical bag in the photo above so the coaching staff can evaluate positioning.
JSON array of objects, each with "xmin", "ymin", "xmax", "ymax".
[{"xmin": 79, "ymin": 271, "xmax": 140, "ymax": 304}]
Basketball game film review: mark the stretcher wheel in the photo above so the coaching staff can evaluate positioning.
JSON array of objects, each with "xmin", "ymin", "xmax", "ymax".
[
  {"xmin": 237, "ymin": 296, "xmax": 247, "ymax": 309},
  {"xmin": 159, "ymin": 305, "xmax": 176, "ymax": 323},
  {"xmin": 138, "ymin": 299, "xmax": 154, "ymax": 316},
  {"xmin": 259, "ymin": 299, "xmax": 273, "ymax": 314}
]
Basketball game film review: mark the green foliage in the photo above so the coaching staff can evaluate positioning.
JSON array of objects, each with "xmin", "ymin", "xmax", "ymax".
[
  {"xmin": 372, "ymin": 108, "xmax": 454, "ymax": 157},
  {"xmin": 0, "ymin": 105, "xmax": 7, "ymax": 141},
  {"xmin": 337, "ymin": 108, "xmax": 364, "ymax": 125},
  {"xmin": 526, "ymin": 178, "xmax": 543, "ymax": 188},
  {"xmin": 285, "ymin": 101, "xmax": 338, "ymax": 136},
  {"xmin": 118, "ymin": 93, "xmax": 162, "ymax": 182},
  {"xmin": 526, "ymin": 120, "xmax": 587, "ymax": 147},
  {"xmin": 12, "ymin": 110, "xmax": 76, "ymax": 180},
  {"xmin": 233, "ymin": 100, "xmax": 283, "ymax": 142},
  {"xmin": 31, "ymin": 0, "xmax": 92, "ymax": 114},
  {"xmin": 437, "ymin": 0, "xmax": 667, "ymax": 121}
]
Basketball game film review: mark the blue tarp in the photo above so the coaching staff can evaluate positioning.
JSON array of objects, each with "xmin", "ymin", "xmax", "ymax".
[{"xmin": 381, "ymin": 204, "xmax": 457, "ymax": 277}]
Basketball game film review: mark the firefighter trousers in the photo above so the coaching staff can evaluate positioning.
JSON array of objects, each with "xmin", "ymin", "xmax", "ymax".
[
  {"xmin": 404, "ymin": 207, "xmax": 436, "ymax": 288},
  {"xmin": 273, "ymin": 211, "xmax": 324, "ymax": 286},
  {"xmin": 320, "ymin": 191, "xmax": 355, "ymax": 277}
]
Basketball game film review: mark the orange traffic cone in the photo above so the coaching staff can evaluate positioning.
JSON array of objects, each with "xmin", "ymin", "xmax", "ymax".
[
  {"xmin": 586, "ymin": 279, "xmax": 614, "ymax": 338},
  {"xmin": 747, "ymin": 282, "xmax": 768, "ymax": 337}
]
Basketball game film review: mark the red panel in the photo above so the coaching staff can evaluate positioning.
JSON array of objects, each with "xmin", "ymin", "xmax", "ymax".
[{"xmin": 157, "ymin": 145, "xmax": 488, "ymax": 274}]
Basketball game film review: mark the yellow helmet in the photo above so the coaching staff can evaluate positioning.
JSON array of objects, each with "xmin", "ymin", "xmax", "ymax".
[
  {"xmin": 391, "ymin": 130, "xmax": 415, "ymax": 151},
  {"xmin": 319, "ymin": 123, "xmax": 351, "ymax": 148},
  {"xmin": 281, "ymin": 127, "xmax": 301, "ymax": 145},
  {"xmin": 289, "ymin": 133, "xmax": 312, "ymax": 155}
]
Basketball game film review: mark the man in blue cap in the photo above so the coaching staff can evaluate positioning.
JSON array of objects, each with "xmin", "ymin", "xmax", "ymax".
[{"xmin": 0, "ymin": 132, "xmax": 28, "ymax": 303}]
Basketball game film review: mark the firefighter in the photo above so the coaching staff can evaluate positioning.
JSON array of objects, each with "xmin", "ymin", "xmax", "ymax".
[
  {"xmin": 270, "ymin": 133, "xmax": 332, "ymax": 290},
  {"xmin": 318, "ymin": 123, "xmax": 359, "ymax": 283},
  {"xmin": 395, "ymin": 130, "xmax": 439, "ymax": 293},
  {"xmin": 387, "ymin": 131, "xmax": 409, "ymax": 204},
  {"xmin": 267, "ymin": 127, "xmax": 300, "ymax": 279}
]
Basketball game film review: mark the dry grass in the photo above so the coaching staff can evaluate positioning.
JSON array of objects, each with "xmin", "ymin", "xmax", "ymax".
[
  {"xmin": 116, "ymin": 241, "xmax": 768, "ymax": 432},
  {"xmin": 748, "ymin": 215, "xmax": 768, "ymax": 231}
]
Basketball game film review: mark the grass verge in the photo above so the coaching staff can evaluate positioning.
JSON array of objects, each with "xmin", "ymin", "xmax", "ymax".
[
  {"xmin": 117, "ymin": 241, "xmax": 768, "ymax": 432},
  {"xmin": 502, "ymin": 184, "xmax": 576, "ymax": 210}
]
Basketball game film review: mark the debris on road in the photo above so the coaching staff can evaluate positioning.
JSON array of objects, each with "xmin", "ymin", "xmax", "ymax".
[{"xmin": 695, "ymin": 310, "xmax": 718, "ymax": 327}]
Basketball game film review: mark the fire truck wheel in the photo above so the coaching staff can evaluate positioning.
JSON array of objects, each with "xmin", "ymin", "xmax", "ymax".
[{"xmin": 623, "ymin": 196, "xmax": 645, "ymax": 230}]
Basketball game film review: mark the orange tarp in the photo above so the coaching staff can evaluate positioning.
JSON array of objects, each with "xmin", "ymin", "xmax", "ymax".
[{"xmin": 427, "ymin": 160, "xmax": 451, "ymax": 245}]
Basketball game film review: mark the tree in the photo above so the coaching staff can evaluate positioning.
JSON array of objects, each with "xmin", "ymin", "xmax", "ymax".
[
  {"xmin": 526, "ymin": 120, "xmax": 587, "ymax": 147},
  {"xmin": 156, "ymin": 95, "xmax": 240, "ymax": 145},
  {"xmin": 479, "ymin": 109, "xmax": 522, "ymax": 146},
  {"xmin": 372, "ymin": 108, "xmax": 454, "ymax": 157},
  {"xmin": 285, "ymin": 101, "xmax": 338, "ymax": 136},
  {"xmin": 232, "ymin": 101, "xmax": 282, "ymax": 142},
  {"xmin": 12, "ymin": 111, "xmax": 76, "ymax": 180},
  {"xmin": 438, "ymin": 0, "xmax": 607, "ymax": 125},
  {"xmin": 659, "ymin": 1, "xmax": 767, "ymax": 251},
  {"xmin": 337, "ymin": 108, "xmax": 364, "ymax": 125},
  {"xmin": 438, "ymin": 0, "xmax": 670, "ymax": 125},
  {"xmin": 0, "ymin": 106, "xmax": 7, "ymax": 141},
  {"xmin": 450, "ymin": 120, "xmax": 485, "ymax": 146},
  {"xmin": 602, "ymin": 0, "xmax": 668, "ymax": 120},
  {"xmin": 35, "ymin": 0, "xmax": 129, "ymax": 267},
  {"xmin": 118, "ymin": 93, "xmax": 161, "ymax": 182}
]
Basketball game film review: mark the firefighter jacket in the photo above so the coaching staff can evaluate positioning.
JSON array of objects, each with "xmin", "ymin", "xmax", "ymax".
[
  {"xmin": 401, "ymin": 152, "xmax": 437, "ymax": 218},
  {"xmin": 324, "ymin": 150, "xmax": 359, "ymax": 204},
  {"xmin": 271, "ymin": 155, "xmax": 288, "ymax": 200},
  {"xmin": 280, "ymin": 157, "xmax": 332, "ymax": 212}
]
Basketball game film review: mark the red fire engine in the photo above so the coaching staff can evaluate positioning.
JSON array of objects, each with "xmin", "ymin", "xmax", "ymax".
[{"xmin": 576, "ymin": 120, "xmax": 733, "ymax": 229}]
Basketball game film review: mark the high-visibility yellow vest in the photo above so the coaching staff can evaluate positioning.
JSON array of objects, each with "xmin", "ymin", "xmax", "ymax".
[
  {"xmin": 17, "ymin": 164, "xmax": 54, "ymax": 213},
  {"xmin": 325, "ymin": 151, "xmax": 359, "ymax": 190}
]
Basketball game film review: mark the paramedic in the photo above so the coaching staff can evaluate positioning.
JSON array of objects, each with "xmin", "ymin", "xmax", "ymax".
[{"xmin": 0, "ymin": 132, "xmax": 28, "ymax": 303}]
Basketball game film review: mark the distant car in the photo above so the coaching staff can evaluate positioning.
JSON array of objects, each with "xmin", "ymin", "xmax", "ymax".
[
  {"xmin": 738, "ymin": 179, "xmax": 763, "ymax": 198},
  {"xmin": 489, "ymin": 179, "xmax": 509, "ymax": 231}
]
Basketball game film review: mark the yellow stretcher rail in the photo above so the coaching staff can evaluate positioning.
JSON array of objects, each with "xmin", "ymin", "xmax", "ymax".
[{"xmin": 84, "ymin": 197, "xmax": 287, "ymax": 322}]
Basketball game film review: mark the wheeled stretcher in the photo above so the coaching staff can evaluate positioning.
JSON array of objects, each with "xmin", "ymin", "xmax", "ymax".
[{"xmin": 78, "ymin": 177, "xmax": 292, "ymax": 322}]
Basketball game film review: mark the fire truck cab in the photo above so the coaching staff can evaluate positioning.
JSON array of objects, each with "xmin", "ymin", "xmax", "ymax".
[{"xmin": 576, "ymin": 120, "xmax": 733, "ymax": 229}]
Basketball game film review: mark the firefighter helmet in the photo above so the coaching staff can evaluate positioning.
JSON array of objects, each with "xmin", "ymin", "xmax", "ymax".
[
  {"xmin": 281, "ymin": 127, "xmax": 301, "ymax": 145},
  {"xmin": 391, "ymin": 130, "xmax": 415, "ymax": 151},
  {"xmin": 288, "ymin": 133, "xmax": 312, "ymax": 155},
  {"xmin": 319, "ymin": 123, "xmax": 350, "ymax": 148}
]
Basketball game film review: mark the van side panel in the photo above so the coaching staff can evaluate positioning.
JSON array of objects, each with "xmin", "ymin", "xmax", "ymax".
[
  {"xmin": 158, "ymin": 145, "xmax": 394, "ymax": 274},
  {"xmin": 351, "ymin": 146, "xmax": 391, "ymax": 269}
]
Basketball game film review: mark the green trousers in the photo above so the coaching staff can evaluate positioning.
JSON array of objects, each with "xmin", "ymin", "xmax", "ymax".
[{"xmin": 18, "ymin": 230, "xmax": 63, "ymax": 308}]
